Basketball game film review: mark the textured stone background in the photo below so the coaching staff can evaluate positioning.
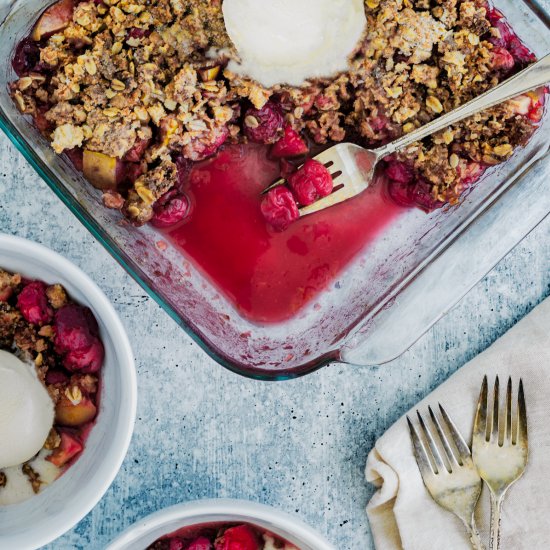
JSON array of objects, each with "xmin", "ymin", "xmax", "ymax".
[{"xmin": 0, "ymin": 128, "xmax": 548, "ymax": 550}]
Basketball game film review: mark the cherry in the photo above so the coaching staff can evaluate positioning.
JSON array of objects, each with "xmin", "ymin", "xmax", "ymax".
[
  {"xmin": 12, "ymin": 38, "xmax": 40, "ymax": 77},
  {"xmin": 17, "ymin": 281, "xmax": 54, "ymax": 325},
  {"xmin": 151, "ymin": 189, "xmax": 190, "ymax": 228},
  {"xmin": 271, "ymin": 125, "xmax": 309, "ymax": 158},
  {"xmin": 244, "ymin": 102, "xmax": 284, "ymax": 144},
  {"xmin": 385, "ymin": 160, "xmax": 414, "ymax": 185},
  {"xmin": 287, "ymin": 158, "xmax": 333, "ymax": 206},
  {"xmin": 261, "ymin": 186, "xmax": 300, "ymax": 231},
  {"xmin": 188, "ymin": 537, "xmax": 213, "ymax": 550},
  {"xmin": 214, "ymin": 525, "xmax": 260, "ymax": 550}
]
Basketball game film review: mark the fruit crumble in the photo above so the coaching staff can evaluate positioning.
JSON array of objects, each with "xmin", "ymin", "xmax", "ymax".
[
  {"xmin": 0, "ymin": 268, "xmax": 104, "ymax": 505},
  {"xmin": 147, "ymin": 522, "xmax": 299, "ymax": 550},
  {"xmin": 9, "ymin": 0, "xmax": 545, "ymax": 232}
]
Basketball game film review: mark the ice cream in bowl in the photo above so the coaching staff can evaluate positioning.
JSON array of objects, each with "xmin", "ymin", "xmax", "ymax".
[{"xmin": 0, "ymin": 234, "xmax": 136, "ymax": 550}]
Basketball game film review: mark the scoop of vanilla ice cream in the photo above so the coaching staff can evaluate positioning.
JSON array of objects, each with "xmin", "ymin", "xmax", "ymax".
[
  {"xmin": 223, "ymin": 0, "xmax": 367, "ymax": 88},
  {"xmin": 0, "ymin": 350, "xmax": 54, "ymax": 469}
]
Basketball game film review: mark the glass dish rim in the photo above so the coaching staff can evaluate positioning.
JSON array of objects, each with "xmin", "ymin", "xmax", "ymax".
[{"xmin": 0, "ymin": 0, "xmax": 548, "ymax": 381}]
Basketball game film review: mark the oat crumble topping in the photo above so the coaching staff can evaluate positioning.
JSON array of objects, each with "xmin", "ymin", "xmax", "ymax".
[{"xmin": 10, "ymin": 0, "xmax": 544, "ymax": 223}]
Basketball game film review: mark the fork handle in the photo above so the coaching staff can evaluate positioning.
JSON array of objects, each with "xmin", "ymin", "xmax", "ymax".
[
  {"xmin": 375, "ymin": 53, "xmax": 550, "ymax": 158},
  {"xmin": 465, "ymin": 518, "xmax": 486, "ymax": 550},
  {"xmin": 489, "ymin": 493, "xmax": 503, "ymax": 550}
]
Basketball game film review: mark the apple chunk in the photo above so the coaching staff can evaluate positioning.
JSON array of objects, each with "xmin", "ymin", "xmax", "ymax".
[
  {"xmin": 83, "ymin": 149, "xmax": 123, "ymax": 190},
  {"xmin": 31, "ymin": 0, "xmax": 74, "ymax": 42}
]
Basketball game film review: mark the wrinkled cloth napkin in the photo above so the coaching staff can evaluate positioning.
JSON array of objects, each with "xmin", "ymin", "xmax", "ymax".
[{"xmin": 366, "ymin": 297, "xmax": 550, "ymax": 550}]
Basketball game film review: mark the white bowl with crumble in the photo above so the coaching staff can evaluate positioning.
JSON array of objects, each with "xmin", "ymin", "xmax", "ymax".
[{"xmin": 0, "ymin": 234, "xmax": 137, "ymax": 550}]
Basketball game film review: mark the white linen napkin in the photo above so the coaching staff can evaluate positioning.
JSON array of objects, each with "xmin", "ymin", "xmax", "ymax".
[{"xmin": 366, "ymin": 297, "xmax": 550, "ymax": 550}]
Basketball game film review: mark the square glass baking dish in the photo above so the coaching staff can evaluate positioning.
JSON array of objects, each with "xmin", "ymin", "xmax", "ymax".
[{"xmin": 0, "ymin": 0, "xmax": 548, "ymax": 379}]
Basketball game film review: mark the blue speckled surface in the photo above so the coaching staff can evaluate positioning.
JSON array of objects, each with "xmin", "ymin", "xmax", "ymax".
[{"xmin": 0, "ymin": 130, "xmax": 548, "ymax": 549}]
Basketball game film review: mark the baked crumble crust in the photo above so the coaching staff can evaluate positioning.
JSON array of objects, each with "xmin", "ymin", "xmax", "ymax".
[{"xmin": 10, "ymin": 0, "xmax": 542, "ymax": 221}]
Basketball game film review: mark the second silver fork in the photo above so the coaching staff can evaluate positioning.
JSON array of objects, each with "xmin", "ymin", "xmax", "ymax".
[
  {"xmin": 408, "ymin": 405, "xmax": 485, "ymax": 550},
  {"xmin": 472, "ymin": 376, "xmax": 528, "ymax": 550}
]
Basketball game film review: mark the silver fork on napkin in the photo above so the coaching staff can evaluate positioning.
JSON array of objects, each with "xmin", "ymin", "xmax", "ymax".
[
  {"xmin": 265, "ymin": 53, "xmax": 550, "ymax": 217},
  {"xmin": 407, "ymin": 405, "xmax": 485, "ymax": 550},
  {"xmin": 472, "ymin": 376, "xmax": 528, "ymax": 550}
]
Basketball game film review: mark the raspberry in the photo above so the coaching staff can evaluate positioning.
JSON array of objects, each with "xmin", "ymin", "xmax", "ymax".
[
  {"xmin": 244, "ymin": 102, "xmax": 284, "ymax": 144},
  {"xmin": 491, "ymin": 46, "xmax": 515, "ymax": 71},
  {"xmin": 188, "ymin": 537, "xmax": 213, "ymax": 550},
  {"xmin": 12, "ymin": 38, "xmax": 40, "ymax": 77},
  {"xmin": 385, "ymin": 160, "xmax": 414, "ymax": 184},
  {"xmin": 287, "ymin": 158, "xmax": 333, "ymax": 206},
  {"xmin": 151, "ymin": 189, "xmax": 190, "ymax": 228},
  {"xmin": 261, "ymin": 186, "xmax": 300, "ymax": 231},
  {"xmin": 271, "ymin": 125, "xmax": 309, "ymax": 158},
  {"xmin": 214, "ymin": 525, "xmax": 260, "ymax": 550},
  {"xmin": 17, "ymin": 281, "xmax": 54, "ymax": 325}
]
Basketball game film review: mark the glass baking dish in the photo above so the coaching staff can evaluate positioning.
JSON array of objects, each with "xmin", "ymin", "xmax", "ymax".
[{"xmin": 0, "ymin": 0, "xmax": 549, "ymax": 380}]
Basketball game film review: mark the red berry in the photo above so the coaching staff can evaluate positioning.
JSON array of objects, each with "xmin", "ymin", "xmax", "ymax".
[
  {"xmin": 491, "ymin": 46, "xmax": 515, "ymax": 71},
  {"xmin": 65, "ymin": 147, "xmax": 83, "ymax": 171},
  {"xmin": 151, "ymin": 189, "xmax": 190, "ymax": 228},
  {"xmin": 271, "ymin": 125, "xmax": 309, "ymax": 158},
  {"xmin": 123, "ymin": 137, "xmax": 150, "ymax": 163},
  {"xmin": 261, "ymin": 186, "xmax": 300, "ymax": 232},
  {"xmin": 387, "ymin": 179, "xmax": 414, "ymax": 207},
  {"xmin": 244, "ymin": 102, "xmax": 284, "ymax": 144},
  {"xmin": 385, "ymin": 160, "xmax": 414, "ymax": 184},
  {"xmin": 188, "ymin": 537, "xmax": 213, "ymax": 550},
  {"xmin": 45, "ymin": 369, "xmax": 69, "ymax": 385},
  {"xmin": 214, "ymin": 525, "xmax": 260, "ymax": 550},
  {"xmin": 410, "ymin": 178, "xmax": 440, "ymax": 212},
  {"xmin": 12, "ymin": 38, "xmax": 40, "ymax": 77},
  {"xmin": 54, "ymin": 304, "xmax": 99, "ymax": 354},
  {"xmin": 184, "ymin": 126, "xmax": 229, "ymax": 161},
  {"xmin": 168, "ymin": 538, "xmax": 184, "ymax": 550},
  {"xmin": 17, "ymin": 281, "xmax": 54, "ymax": 325},
  {"xmin": 287, "ymin": 158, "xmax": 333, "ymax": 206},
  {"xmin": 63, "ymin": 337, "xmax": 104, "ymax": 374},
  {"xmin": 126, "ymin": 27, "xmax": 150, "ymax": 39}
]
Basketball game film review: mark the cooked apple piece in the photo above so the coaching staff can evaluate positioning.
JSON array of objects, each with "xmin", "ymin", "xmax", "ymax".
[
  {"xmin": 31, "ymin": 0, "xmax": 74, "ymax": 42},
  {"xmin": 55, "ymin": 392, "xmax": 97, "ymax": 427},
  {"xmin": 83, "ymin": 149, "xmax": 121, "ymax": 190},
  {"xmin": 46, "ymin": 431, "xmax": 82, "ymax": 468},
  {"xmin": 198, "ymin": 65, "xmax": 220, "ymax": 82}
]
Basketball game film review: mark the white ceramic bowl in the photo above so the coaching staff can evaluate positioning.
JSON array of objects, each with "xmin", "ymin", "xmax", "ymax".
[
  {"xmin": 0, "ymin": 234, "xmax": 137, "ymax": 549},
  {"xmin": 107, "ymin": 499, "xmax": 336, "ymax": 550}
]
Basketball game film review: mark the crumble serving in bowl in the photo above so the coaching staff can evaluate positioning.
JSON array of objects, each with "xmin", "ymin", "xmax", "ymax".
[
  {"xmin": 0, "ymin": 268, "xmax": 104, "ymax": 505},
  {"xmin": 0, "ymin": 235, "xmax": 136, "ymax": 549}
]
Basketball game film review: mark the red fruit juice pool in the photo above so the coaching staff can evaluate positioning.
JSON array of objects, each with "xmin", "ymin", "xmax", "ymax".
[{"xmin": 162, "ymin": 144, "xmax": 405, "ymax": 323}]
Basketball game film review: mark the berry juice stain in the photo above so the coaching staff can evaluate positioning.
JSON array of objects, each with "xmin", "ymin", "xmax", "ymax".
[{"xmin": 162, "ymin": 144, "xmax": 405, "ymax": 324}]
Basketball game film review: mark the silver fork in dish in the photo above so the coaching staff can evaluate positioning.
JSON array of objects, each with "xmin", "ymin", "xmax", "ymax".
[
  {"xmin": 407, "ymin": 405, "xmax": 485, "ymax": 550},
  {"xmin": 264, "ymin": 53, "xmax": 550, "ymax": 217},
  {"xmin": 472, "ymin": 376, "xmax": 528, "ymax": 550}
]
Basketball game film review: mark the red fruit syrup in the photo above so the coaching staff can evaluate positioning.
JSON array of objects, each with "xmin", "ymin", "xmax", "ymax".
[{"xmin": 160, "ymin": 144, "xmax": 405, "ymax": 324}]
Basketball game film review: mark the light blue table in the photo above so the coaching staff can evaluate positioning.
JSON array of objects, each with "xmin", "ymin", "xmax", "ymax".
[{"xmin": 0, "ymin": 132, "xmax": 548, "ymax": 549}]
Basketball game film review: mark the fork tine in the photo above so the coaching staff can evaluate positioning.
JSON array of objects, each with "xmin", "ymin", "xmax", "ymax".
[
  {"xmin": 438, "ymin": 403, "xmax": 471, "ymax": 464},
  {"xmin": 516, "ymin": 378, "xmax": 528, "ymax": 446},
  {"xmin": 473, "ymin": 375, "xmax": 488, "ymax": 441},
  {"xmin": 504, "ymin": 377, "xmax": 512, "ymax": 444},
  {"xmin": 407, "ymin": 416, "xmax": 434, "ymax": 477},
  {"xmin": 492, "ymin": 376, "xmax": 500, "ymax": 442},
  {"xmin": 428, "ymin": 406, "xmax": 454, "ymax": 471},
  {"xmin": 417, "ymin": 410, "xmax": 445, "ymax": 475}
]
